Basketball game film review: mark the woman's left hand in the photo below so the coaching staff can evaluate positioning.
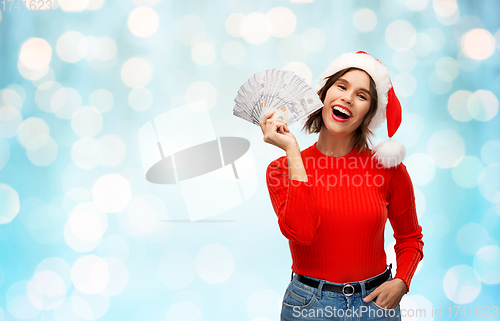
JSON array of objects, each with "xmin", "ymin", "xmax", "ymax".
[{"xmin": 362, "ymin": 278, "xmax": 407, "ymax": 309}]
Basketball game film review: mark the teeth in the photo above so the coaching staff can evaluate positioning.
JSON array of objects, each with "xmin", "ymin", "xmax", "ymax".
[{"xmin": 333, "ymin": 106, "xmax": 351, "ymax": 117}]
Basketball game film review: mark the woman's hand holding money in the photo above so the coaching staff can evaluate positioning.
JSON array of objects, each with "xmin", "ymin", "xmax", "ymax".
[{"xmin": 260, "ymin": 111, "xmax": 299, "ymax": 152}]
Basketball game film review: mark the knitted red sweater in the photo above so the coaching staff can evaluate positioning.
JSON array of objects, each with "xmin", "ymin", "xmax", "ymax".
[{"xmin": 266, "ymin": 142, "xmax": 424, "ymax": 294}]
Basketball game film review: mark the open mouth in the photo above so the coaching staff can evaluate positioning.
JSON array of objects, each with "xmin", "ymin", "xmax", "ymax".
[{"xmin": 331, "ymin": 106, "xmax": 352, "ymax": 121}]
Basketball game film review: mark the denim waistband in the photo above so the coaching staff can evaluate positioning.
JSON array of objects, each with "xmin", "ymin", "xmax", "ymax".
[{"xmin": 290, "ymin": 264, "xmax": 393, "ymax": 298}]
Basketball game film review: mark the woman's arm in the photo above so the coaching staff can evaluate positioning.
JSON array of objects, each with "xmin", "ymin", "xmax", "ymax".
[
  {"xmin": 266, "ymin": 146, "xmax": 320, "ymax": 245},
  {"xmin": 387, "ymin": 162, "xmax": 424, "ymax": 294}
]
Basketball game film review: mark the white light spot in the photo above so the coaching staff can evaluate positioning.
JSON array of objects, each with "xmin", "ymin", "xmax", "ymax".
[
  {"xmin": 467, "ymin": 90, "xmax": 498, "ymax": 122},
  {"xmin": 195, "ymin": 244, "xmax": 234, "ymax": 284},
  {"xmin": 191, "ymin": 42, "xmax": 216, "ymax": 66},
  {"xmin": 89, "ymin": 89, "xmax": 114, "ymax": 113},
  {"xmin": 70, "ymin": 289, "xmax": 110, "ymax": 319},
  {"xmin": 283, "ymin": 62, "xmax": 312, "ymax": 86},
  {"xmin": 267, "ymin": 7, "xmax": 296, "ymax": 38},
  {"xmin": 19, "ymin": 38, "xmax": 52, "ymax": 71},
  {"xmin": 92, "ymin": 174, "xmax": 132, "ymax": 213},
  {"xmin": 72, "ymin": 255, "xmax": 109, "ymax": 294},
  {"xmin": 98, "ymin": 135, "xmax": 126, "ymax": 167},
  {"xmin": 185, "ymin": 81, "xmax": 217, "ymax": 110},
  {"xmin": 103, "ymin": 257, "xmax": 128, "ymax": 296},
  {"xmin": 427, "ymin": 129, "xmax": 465, "ymax": 168},
  {"xmin": 96, "ymin": 235, "xmax": 130, "ymax": 262},
  {"xmin": 424, "ymin": 27, "xmax": 446, "ymax": 52},
  {"xmin": 158, "ymin": 251, "xmax": 196, "ymax": 289},
  {"xmin": 443, "ymin": 265, "xmax": 481, "ymax": 304},
  {"xmin": 478, "ymin": 164, "xmax": 500, "ymax": 203},
  {"xmin": 448, "ymin": 90, "xmax": 472, "ymax": 121},
  {"xmin": 71, "ymin": 137, "xmax": 103, "ymax": 170},
  {"xmin": 50, "ymin": 87, "xmax": 83, "ymax": 119},
  {"xmin": 385, "ymin": 20, "xmax": 417, "ymax": 51},
  {"xmin": 56, "ymin": 31, "xmax": 88, "ymax": 63},
  {"xmin": 473, "ymin": 245, "xmax": 500, "ymax": 284},
  {"xmin": 353, "ymin": 8, "xmax": 377, "ymax": 32},
  {"xmin": 435, "ymin": 56, "xmax": 459, "ymax": 81},
  {"xmin": 0, "ymin": 107, "xmax": 22, "ymax": 138},
  {"xmin": 97, "ymin": 36, "xmax": 117, "ymax": 61},
  {"xmin": 452, "ymin": 156, "xmax": 484, "ymax": 188},
  {"xmin": 175, "ymin": 15, "xmax": 206, "ymax": 46},
  {"xmin": 392, "ymin": 50, "xmax": 417, "ymax": 72},
  {"xmin": 456, "ymin": 223, "xmax": 490, "ymax": 255},
  {"xmin": 71, "ymin": 107, "xmax": 103, "ymax": 138},
  {"xmin": 67, "ymin": 202, "xmax": 108, "ymax": 242},
  {"xmin": 428, "ymin": 71, "xmax": 452, "ymax": 95},
  {"xmin": 127, "ymin": 195, "xmax": 166, "ymax": 234},
  {"xmin": 128, "ymin": 7, "xmax": 159, "ymax": 38},
  {"xmin": 277, "ymin": 35, "xmax": 308, "ymax": 64},
  {"xmin": 225, "ymin": 13, "xmax": 244, "ymax": 37},
  {"xmin": 481, "ymin": 140, "xmax": 500, "ymax": 165},
  {"xmin": 128, "ymin": 87, "xmax": 153, "ymax": 112},
  {"xmin": 221, "ymin": 41, "xmax": 246, "ymax": 65},
  {"xmin": 59, "ymin": 0, "xmax": 89, "ymax": 11},
  {"xmin": 301, "ymin": 28, "xmax": 325, "ymax": 52},
  {"xmin": 0, "ymin": 138, "xmax": 9, "ymax": 170},
  {"xmin": 18, "ymin": 118, "xmax": 50, "ymax": 150},
  {"xmin": 413, "ymin": 32, "xmax": 434, "ymax": 57},
  {"xmin": 405, "ymin": 153, "xmax": 436, "ymax": 186},
  {"xmin": 29, "ymin": 271, "xmax": 66, "ymax": 310},
  {"xmin": 240, "ymin": 12, "xmax": 272, "ymax": 44},
  {"xmin": 461, "ymin": 28, "xmax": 495, "ymax": 60},
  {"xmin": 433, "ymin": 0, "xmax": 458, "ymax": 17},
  {"xmin": 6, "ymin": 281, "xmax": 41, "ymax": 319},
  {"xmin": 405, "ymin": 0, "xmax": 428, "ymax": 10},
  {"xmin": 0, "ymin": 184, "xmax": 20, "ymax": 225},
  {"xmin": 121, "ymin": 57, "xmax": 152, "ymax": 89},
  {"xmin": 392, "ymin": 73, "xmax": 417, "ymax": 97},
  {"xmin": 36, "ymin": 257, "xmax": 73, "ymax": 292},
  {"xmin": 1, "ymin": 88, "xmax": 23, "ymax": 111}
]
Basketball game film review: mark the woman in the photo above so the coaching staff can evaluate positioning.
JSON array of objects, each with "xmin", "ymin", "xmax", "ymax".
[{"xmin": 260, "ymin": 51, "xmax": 424, "ymax": 320}]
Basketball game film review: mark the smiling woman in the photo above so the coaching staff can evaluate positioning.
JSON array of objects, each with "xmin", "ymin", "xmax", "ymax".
[{"xmin": 261, "ymin": 51, "xmax": 424, "ymax": 321}]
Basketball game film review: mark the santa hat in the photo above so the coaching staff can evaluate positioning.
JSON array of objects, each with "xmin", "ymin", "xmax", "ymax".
[{"xmin": 315, "ymin": 51, "xmax": 405, "ymax": 169}]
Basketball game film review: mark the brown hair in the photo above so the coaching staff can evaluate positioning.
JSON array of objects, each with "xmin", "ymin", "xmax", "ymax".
[{"xmin": 301, "ymin": 67, "xmax": 378, "ymax": 155}]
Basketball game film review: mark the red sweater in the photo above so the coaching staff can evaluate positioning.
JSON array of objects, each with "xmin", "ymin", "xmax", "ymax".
[{"xmin": 266, "ymin": 142, "xmax": 424, "ymax": 294}]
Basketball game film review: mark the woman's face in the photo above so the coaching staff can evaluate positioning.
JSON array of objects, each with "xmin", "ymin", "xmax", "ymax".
[{"xmin": 321, "ymin": 69, "xmax": 372, "ymax": 137}]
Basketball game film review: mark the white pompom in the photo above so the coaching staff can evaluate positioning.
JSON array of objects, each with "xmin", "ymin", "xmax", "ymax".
[{"xmin": 373, "ymin": 139, "xmax": 406, "ymax": 169}]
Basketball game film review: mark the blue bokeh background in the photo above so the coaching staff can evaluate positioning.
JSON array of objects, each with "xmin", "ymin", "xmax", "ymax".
[{"xmin": 0, "ymin": 0, "xmax": 499, "ymax": 320}]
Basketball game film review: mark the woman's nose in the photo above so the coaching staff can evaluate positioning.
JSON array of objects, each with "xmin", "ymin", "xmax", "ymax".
[{"xmin": 341, "ymin": 95, "xmax": 353, "ymax": 105}]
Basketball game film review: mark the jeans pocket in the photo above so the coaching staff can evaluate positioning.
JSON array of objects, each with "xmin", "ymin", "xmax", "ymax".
[
  {"xmin": 370, "ymin": 300, "xmax": 399, "ymax": 312},
  {"xmin": 282, "ymin": 283, "xmax": 317, "ymax": 310}
]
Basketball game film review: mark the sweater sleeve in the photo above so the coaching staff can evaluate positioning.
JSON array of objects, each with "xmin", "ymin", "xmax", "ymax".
[
  {"xmin": 387, "ymin": 162, "xmax": 424, "ymax": 294},
  {"xmin": 266, "ymin": 156, "xmax": 321, "ymax": 245}
]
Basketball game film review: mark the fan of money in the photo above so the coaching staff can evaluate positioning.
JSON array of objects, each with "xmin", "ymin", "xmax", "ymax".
[{"xmin": 233, "ymin": 69, "xmax": 324, "ymax": 127}]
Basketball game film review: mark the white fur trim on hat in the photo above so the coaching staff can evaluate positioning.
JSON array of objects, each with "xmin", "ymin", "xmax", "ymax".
[
  {"xmin": 315, "ymin": 52, "xmax": 392, "ymax": 134},
  {"xmin": 373, "ymin": 138, "xmax": 406, "ymax": 169}
]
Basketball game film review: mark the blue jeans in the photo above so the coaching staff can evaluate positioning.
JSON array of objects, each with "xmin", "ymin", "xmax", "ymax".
[{"xmin": 281, "ymin": 264, "xmax": 402, "ymax": 320}]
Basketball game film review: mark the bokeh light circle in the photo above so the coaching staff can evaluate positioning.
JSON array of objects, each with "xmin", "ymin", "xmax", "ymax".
[
  {"xmin": 18, "ymin": 117, "xmax": 50, "ymax": 150},
  {"xmin": 301, "ymin": 28, "xmax": 325, "ymax": 52},
  {"xmin": 478, "ymin": 164, "xmax": 500, "ymax": 203},
  {"xmin": 448, "ymin": 90, "xmax": 472, "ymax": 121},
  {"xmin": 191, "ymin": 42, "xmax": 216, "ymax": 66},
  {"xmin": 283, "ymin": 62, "xmax": 312, "ymax": 86},
  {"xmin": 385, "ymin": 20, "xmax": 417, "ymax": 51},
  {"xmin": 240, "ymin": 12, "xmax": 272, "ymax": 45},
  {"xmin": 392, "ymin": 50, "xmax": 417, "ymax": 72},
  {"xmin": 392, "ymin": 73, "xmax": 417, "ymax": 97},
  {"xmin": 467, "ymin": 90, "xmax": 498, "ymax": 122},
  {"xmin": 480, "ymin": 140, "xmax": 500, "ymax": 165},
  {"xmin": 71, "ymin": 255, "xmax": 110, "ymax": 294},
  {"xmin": 221, "ymin": 40, "xmax": 246, "ymax": 65},
  {"xmin": 98, "ymin": 135, "xmax": 126, "ymax": 167},
  {"xmin": 129, "ymin": 87, "xmax": 153, "ymax": 112},
  {"xmin": 185, "ymin": 81, "xmax": 217, "ymax": 109},
  {"xmin": 461, "ymin": 28, "xmax": 495, "ymax": 60},
  {"xmin": 451, "ymin": 156, "xmax": 484, "ymax": 188},
  {"xmin": 404, "ymin": 153, "xmax": 436, "ymax": 186},
  {"xmin": 195, "ymin": 244, "xmax": 235, "ymax": 284},
  {"xmin": 71, "ymin": 107, "xmax": 103, "ymax": 137},
  {"xmin": 426, "ymin": 129, "xmax": 465, "ymax": 168},
  {"xmin": 121, "ymin": 57, "xmax": 152, "ymax": 89},
  {"xmin": 19, "ymin": 38, "xmax": 52, "ymax": 70},
  {"xmin": 71, "ymin": 137, "xmax": 103, "ymax": 170},
  {"xmin": 89, "ymin": 89, "xmax": 114, "ymax": 113},
  {"xmin": 267, "ymin": 7, "xmax": 296, "ymax": 38},
  {"xmin": 456, "ymin": 223, "xmax": 490, "ymax": 255},
  {"xmin": 353, "ymin": 8, "xmax": 377, "ymax": 32},
  {"xmin": 92, "ymin": 174, "xmax": 132, "ymax": 213},
  {"xmin": 0, "ymin": 106, "xmax": 23, "ymax": 138},
  {"xmin": 225, "ymin": 13, "xmax": 244, "ymax": 38},
  {"xmin": 0, "ymin": 184, "xmax": 20, "ymax": 224},
  {"xmin": 128, "ymin": 7, "xmax": 159, "ymax": 38},
  {"xmin": 56, "ymin": 31, "xmax": 88, "ymax": 63},
  {"xmin": 473, "ymin": 245, "xmax": 500, "ymax": 284},
  {"xmin": 443, "ymin": 265, "xmax": 481, "ymax": 304}
]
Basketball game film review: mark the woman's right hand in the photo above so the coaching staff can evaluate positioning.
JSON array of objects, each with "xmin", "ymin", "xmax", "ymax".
[{"xmin": 259, "ymin": 111, "xmax": 299, "ymax": 152}]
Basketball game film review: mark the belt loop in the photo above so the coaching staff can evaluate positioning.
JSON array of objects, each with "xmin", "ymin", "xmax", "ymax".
[
  {"xmin": 291, "ymin": 271, "xmax": 294, "ymax": 282},
  {"xmin": 316, "ymin": 280, "xmax": 325, "ymax": 300}
]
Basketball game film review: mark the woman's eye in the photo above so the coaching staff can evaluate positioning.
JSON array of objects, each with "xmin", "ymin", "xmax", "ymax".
[
  {"xmin": 358, "ymin": 95, "xmax": 366, "ymax": 100},
  {"xmin": 338, "ymin": 85, "xmax": 346, "ymax": 90}
]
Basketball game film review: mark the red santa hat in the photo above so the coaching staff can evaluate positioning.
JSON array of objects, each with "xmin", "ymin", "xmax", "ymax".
[{"xmin": 315, "ymin": 51, "xmax": 405, "ymax": 169}]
